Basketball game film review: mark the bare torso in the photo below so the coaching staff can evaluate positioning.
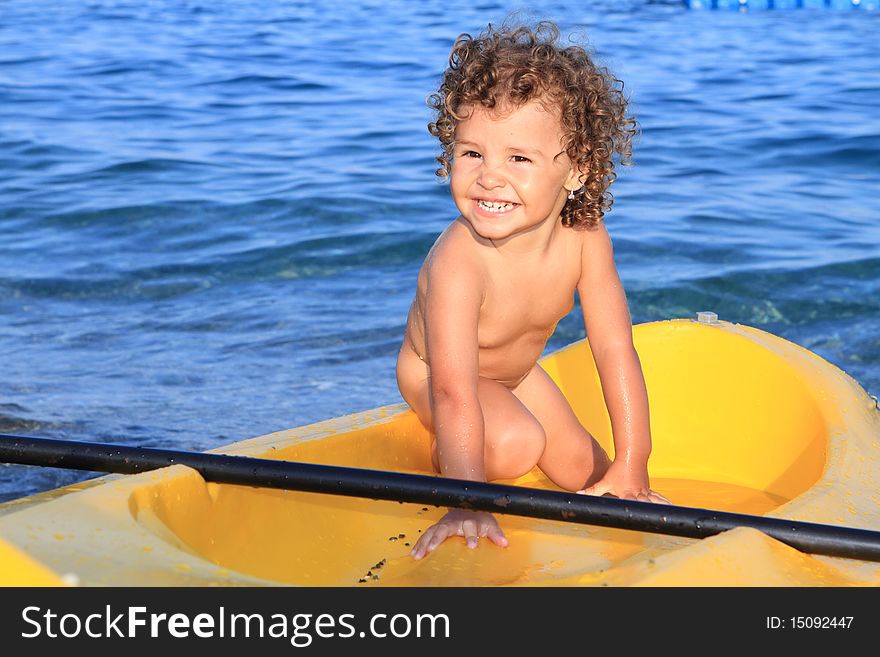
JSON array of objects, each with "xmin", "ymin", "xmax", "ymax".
[{"xmin": 398, "ymin": 217, "xmax": 583, "ymax": 396}]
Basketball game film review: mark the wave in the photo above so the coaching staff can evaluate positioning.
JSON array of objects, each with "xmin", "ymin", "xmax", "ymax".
[{"xmin": 0, "ymin": 229, "xmax": 433, "ymax": 301}]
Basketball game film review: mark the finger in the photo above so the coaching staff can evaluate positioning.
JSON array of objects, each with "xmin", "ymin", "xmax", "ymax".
[
  {"xmin": 426, "ymin": 525, "xmax": 452, "ymax": 554},
  {"xmin": 486, "ymin": 524, "xmax": 508, "ymax": 548},
  {"xmin": 477, "ymin": 515, "xmax": 492, "ymax": 538},
  {"xmin": 578, "ymin": 483, "xmax": 608, "ymax": 497},
  {"xmin": 649, "ymin": 491, "xmax": 672, "ymax": 505},
  {"xmin": 410, "ymin": 533, "xmax": 433, "ymax": 560},
  {"xmin": 411, "ymin": 525, "xmax": 446, "ymax": 560},
  {"xmin": 411, "ymin": 525, "xmax": 443, "ymax": 560},
  {"xmin": 463, "ymin": 518, "xmax": 478, "ymax": 549}
]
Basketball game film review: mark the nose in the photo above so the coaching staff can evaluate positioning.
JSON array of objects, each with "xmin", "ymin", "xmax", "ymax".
[{"xmin": 476, "ymin": 160, "xmax": 505, "ymax": 190}]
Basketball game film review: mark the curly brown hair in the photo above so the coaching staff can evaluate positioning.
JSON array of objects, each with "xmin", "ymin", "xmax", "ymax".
[{"xmin": 428, "ymin": 20, "xmax": 637, "ymax": 229}]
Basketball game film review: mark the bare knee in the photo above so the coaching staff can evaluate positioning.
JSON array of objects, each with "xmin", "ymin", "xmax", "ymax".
[
  {"xmin": 540, "ymin": 436, "xmax": 611, "ymax": 492},
  {"xmin": 579, "ymin": 441, "xmax": 612, "ymax": 489},
  {"xmin": 485, "ymin": 418, "xmax": 546, "ymax": 481},
  {"xmin": 431, "ymin": 421, "xmax": 545, "ymax": 480}
]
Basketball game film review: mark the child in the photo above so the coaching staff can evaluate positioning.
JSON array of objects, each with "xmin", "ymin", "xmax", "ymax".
[{"xmin": 396, "ymin": 20, "xmax": 669, "ymax": 561}]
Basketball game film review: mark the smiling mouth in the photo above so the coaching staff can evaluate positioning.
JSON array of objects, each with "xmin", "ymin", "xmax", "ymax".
[{"xmin": 475, "ymin": 199, "xmax": 518, "ymax": 213}]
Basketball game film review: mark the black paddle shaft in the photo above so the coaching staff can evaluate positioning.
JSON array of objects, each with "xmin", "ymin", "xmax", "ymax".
[{"xmin": 3, "ymin": 433, "xmax": 880, "ymax": 562}]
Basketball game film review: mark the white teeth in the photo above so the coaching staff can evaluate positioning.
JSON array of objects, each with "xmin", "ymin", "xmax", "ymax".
[{"xmin": 477, "ymin": 200, "xmax": 516, "ymax": 212}]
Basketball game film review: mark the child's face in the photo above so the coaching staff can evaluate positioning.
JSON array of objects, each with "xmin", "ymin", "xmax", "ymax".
[{"xmin": 450, "ymin": 99, "xmax": 580, "ymax": 242}]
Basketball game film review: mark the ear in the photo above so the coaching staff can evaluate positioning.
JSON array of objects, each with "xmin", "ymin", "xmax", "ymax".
[{"xmin": 564, "ymin": 165, "xmax": 586, "ymax": 193}]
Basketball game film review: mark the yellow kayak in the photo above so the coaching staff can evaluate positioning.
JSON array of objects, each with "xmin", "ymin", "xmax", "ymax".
[{"xmin": 1, "ymin": 317, "xmax": 879, "ymax": 586}]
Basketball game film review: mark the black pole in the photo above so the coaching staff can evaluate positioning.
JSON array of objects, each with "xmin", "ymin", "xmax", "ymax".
[{"xmin": 3, "ymin": 433, "xmax": 880, "ymax": 562}]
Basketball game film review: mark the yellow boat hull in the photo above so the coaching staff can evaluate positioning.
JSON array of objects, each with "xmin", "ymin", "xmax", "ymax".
[{"xmin": 2, "ymin": 318, "xmax": 879, "ymax": 586}]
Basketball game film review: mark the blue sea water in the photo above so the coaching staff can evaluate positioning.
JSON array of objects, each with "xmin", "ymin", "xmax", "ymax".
[{"xmin": 1, "ymin": 0, "xmax": 878, "ymax": 502}]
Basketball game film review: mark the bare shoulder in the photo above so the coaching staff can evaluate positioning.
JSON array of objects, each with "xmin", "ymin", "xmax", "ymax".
[
  {"xmin": 579, "ymin": 220, "xmax": 614, "ymax": 255},
  {"xmin": 577, "ymin": 221, "xmax": 618, "ymax": 289},
  {"xmin": 426, "ymin": 218, "xmax": 488, "ymax": 289}
]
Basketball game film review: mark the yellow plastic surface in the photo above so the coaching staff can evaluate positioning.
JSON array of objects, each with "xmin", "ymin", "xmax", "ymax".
[
  {"xmin": 0, "ymin": 537, "xmax": 68, "ymax": 586},
  {"xmin": 2, "ymin": 319, "xmax": 879, "ymax": 586}
]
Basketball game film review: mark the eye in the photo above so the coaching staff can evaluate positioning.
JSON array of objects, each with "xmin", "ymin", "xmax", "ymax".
[
  {"xmin": 460, "ymin": 150, "xmax": 481, "ymax": 159},
  {"xmin": 511, "ymin": 155, "xmax": 531, "ymax": 163}
]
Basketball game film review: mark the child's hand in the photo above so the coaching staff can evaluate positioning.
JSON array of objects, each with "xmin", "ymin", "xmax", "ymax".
[
  {"xmin": 577, "ymin": 460, "xmax": 670, "ymax": 504},
  {"xmin": 410, "ymin": 509, "xmax": 508, "ymax": 560}
]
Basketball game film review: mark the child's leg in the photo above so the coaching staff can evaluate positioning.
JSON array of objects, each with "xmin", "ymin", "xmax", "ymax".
[
  {"xmin": 419, "ymin": 378, "xmax": 547, "ymax": 481},
  {"xmin": 397, "ymin": 347, "xmax": 547, "ymax": 481},
  {"xmin": 473, "ymin": 377, "xmax": 548, "ymax": 480},
  {"xmin": 511, "ymin": 363, "xmax": 611, "ymax": 491}
]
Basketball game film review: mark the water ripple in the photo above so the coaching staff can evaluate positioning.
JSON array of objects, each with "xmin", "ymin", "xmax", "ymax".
[{"xmin": 1, "ymin": 0, "xmax": 878, "ymax": 502}]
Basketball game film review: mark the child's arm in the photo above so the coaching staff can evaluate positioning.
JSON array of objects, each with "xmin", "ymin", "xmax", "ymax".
[
  {"xmin": 425, "ymin": 252, "xmax": 485, "ymax": 481},
  {"xmin": 409, "ymin": 244, "xmax": 507, "ymax": 559},
  {"xmin": 576, "ymin": 224, "xmax": 669, "ymax": 503}
]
